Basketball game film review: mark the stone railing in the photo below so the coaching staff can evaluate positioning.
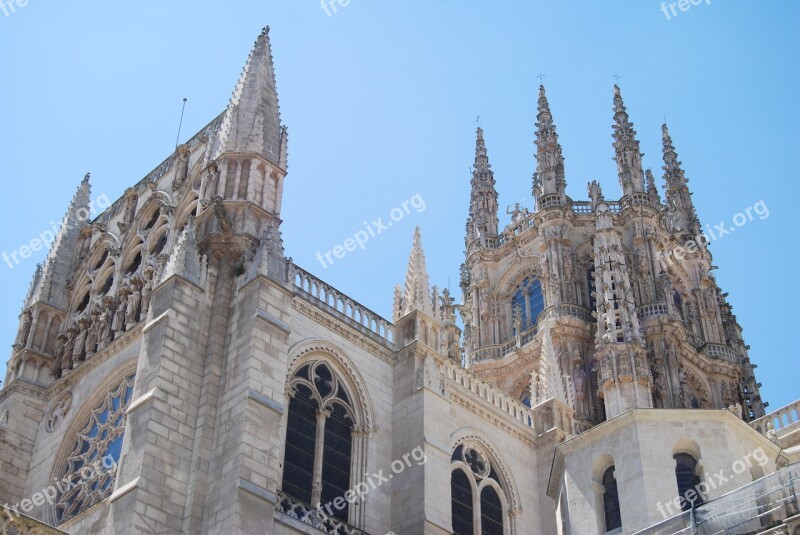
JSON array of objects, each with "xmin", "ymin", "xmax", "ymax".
[
  {"xmin": 275, "ymin": 492, "xmax": 367, "ymax": 535},
  {"xmin": 619, "ymin": 193, "xmax": 654, "ymax": 209},
  {"xmin": 538, "ymin": 303, "xmax": 594, "ymax": 324},
  {"xmin": 472, "ymin": 325, "xmax": 538, "ymax": 363},
  {"xmin": 702, "ymin": 343, "xmax": 739, "ymax": 363},
  {"xmin": 441, "ymin": 360, "xmax": 535, "ymax": 430},
  {"xmin": 538, "ymin": 193, "xmax": 566, "ymax": 209},
  {"xmin": 750, "ymin": 399, "xmax": 800, "ymax": 435},
  {"xmin": 637, "ymin": 302, "xmax": 668, "ymax": 319},
  {"xmin": 571, "ymin": 201, "xmax": 593, "ymax": 215},
  {"xmin": 289, "ymin": 264, "xmax": 395, "ymax": 346}
]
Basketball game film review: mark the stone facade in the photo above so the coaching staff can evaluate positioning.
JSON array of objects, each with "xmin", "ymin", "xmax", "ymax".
[{"xmin": 1, "ymin": 26, "xmax": 798, "ymax": 535}]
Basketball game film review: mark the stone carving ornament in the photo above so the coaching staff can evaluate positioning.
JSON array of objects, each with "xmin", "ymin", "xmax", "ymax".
[{"xmin": 45, "ymin": 391, "xmax": 73, "ymax": 433}]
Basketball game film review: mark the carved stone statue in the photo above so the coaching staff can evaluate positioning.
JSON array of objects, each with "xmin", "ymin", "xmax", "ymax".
[
  {"xmin": 172, "ymin": 144, "xmax": 190, "ymax": 191},
  {"xmin": 112, "ymin": 289, "xmax": 129, "ymax": 339},
  {"xmin": 572, "ymin": 364, "xmax": 589, "ymax": 417},
  {"xmin": 84, "ymin": 309, "xmax": 99, "ymax": 358},
  {"xmin": 52, "ymin": 333, "xmax": 67, "ymax": 378},
  {"xmin": 46, "ymin": 393, "xmax": 72, "ymax": 433},
  {"xmin": 62, "ymin": 327, "xmax": 76, "ymax": 371},
  {"xmin": 73, "ymin": 318, "xmax": 90, "ymax": 363},
  {"xmin": 16, "ymin": 308, "xmax": 33, "ymax": 349},
  {"xmin": 126, "ymin": 279, "xmax": 142, "ymax": 329}
]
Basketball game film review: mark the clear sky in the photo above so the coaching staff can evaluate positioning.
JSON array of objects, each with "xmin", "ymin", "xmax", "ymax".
[{"xmin": 1, "ymin": 1, "xmax": 797, "ymax": 409}]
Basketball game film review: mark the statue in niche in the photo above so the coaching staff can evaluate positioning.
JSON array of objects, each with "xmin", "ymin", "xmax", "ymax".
[
  {"xmin": 123, "ymin": 188, "xmax": 138, "ymax": 225},
  {"xmin": 201, "ymin": 162, "xmax": 219, "ymax": 206},
  {"xmin": 172, "ymin": 145, "xmax": 190, "ymax": 191},
  {"xmin": 15, "ymin": 309, "xmax": 33, "ymax": 349},
  {"xmin": 84, "ymin": 308, "xmax": 99, "ymax": 359},
  {"xmin": 126, "ymin": 278, "xmax": 142, "ymax": 329},
  {"xmin": 72, "ymin": 320, "xmax": 89, "ymax": 363},
  {"xmin": 112, "ymin": 288, "xmax": 129, "ymax": 339},
  {"xmin": 140, "ymin": 268, "xmax": 154, "ymax": 322},
  {"xmin": 52, "ymin": 333, "xmax": 67, "ymax": 378},
  {"xmin": 97, "ymin": 297, "xmax": 114, "ymax": 349},
  {"xmin": 62, "ymin": 326, "xmax": 76, "ymax": 371},
  {"xmin": 572, "ymin": 364, "xmax": 589, "ymax": 417}
]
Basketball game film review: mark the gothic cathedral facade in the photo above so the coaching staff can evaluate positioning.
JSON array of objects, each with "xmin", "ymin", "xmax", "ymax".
[{"xmin": 1, "ymin": 27, "xmax": 798, "ymax": 535}]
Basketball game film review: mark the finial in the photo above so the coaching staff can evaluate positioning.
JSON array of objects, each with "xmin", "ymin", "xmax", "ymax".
[{"xmin": 82, "ymin": 172, "xmax": 91, "ymax": 182}]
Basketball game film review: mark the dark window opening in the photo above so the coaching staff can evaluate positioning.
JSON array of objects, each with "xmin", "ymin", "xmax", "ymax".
[
  {"xmin": 602, "ymin": 466, "xmax": 622, "ymax": 532},
  {"xmin": 451, "ymin": 469, "xmax": 474, "ymax": 535}
]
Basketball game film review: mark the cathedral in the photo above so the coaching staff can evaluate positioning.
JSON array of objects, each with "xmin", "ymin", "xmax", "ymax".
[{"xmin": 1, "ymin": 27, "xmax": 798, "ymax": 535}]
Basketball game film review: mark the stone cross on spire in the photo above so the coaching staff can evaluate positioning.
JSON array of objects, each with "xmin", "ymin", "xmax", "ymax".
[
  {"xmin": 393, "ymin": 227, "xmax": 434, "ymax": 321},
  {"xmin": 612, "ymin": 85, "xmax": 646, "ymax": 197}
]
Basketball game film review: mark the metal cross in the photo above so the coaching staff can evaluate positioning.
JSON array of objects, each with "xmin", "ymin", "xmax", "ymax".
[
  {"xmin": 612, "ymin": 73, "xmax": 622, "ymax": 84},
  {"xmin": 537, "ymin": 73, "xmax": 546, "ymax": 84}
]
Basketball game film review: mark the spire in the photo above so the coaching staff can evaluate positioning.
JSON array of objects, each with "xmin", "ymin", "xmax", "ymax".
[
  {"xmin": 661, "ymin": 123, "xmax": 700, "ymax": 235},
  {"xmin": 393, "ymin": 227, "xmax": 434, "ymax": 320},
  {"xmin": 533, "ymin": 85, "xmax": 566, "ymax": 206},
  {"xmin": 645, "ymin": 168, "xmax": 661, "ymax": 203},
  {"xmin": 211, "ymin": 26, "xmax": 284, "ymax": 166},
  {"xmin": 466, "ymin": 127, "xmax": 499, "ymax": 247},
  {"xmin": 612, "ymin": 85, "xmax": 646, "ymax": 197},
  {"xmin": 27, "ymin": 173, "xmax": 92, "ymax": 310}
]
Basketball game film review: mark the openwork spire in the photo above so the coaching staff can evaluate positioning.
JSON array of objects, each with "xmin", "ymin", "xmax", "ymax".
[
  {"xmin": 466, "ymin": 127, "xmax": 499, "ymax": 246},
  {"xmin": 211, "ymin": 26, "xmax": 284, "ymax": 166},
  {"xmin": 533, "ymin": 85, "xmax": 566, "ymax": 205},
  {"xmin": 662, "ymin": 123, "xmax": 700, "ymax": 235},
  {"xmin": 393, "ymin": 227, "xmax": 434, "ymax": 320},
  {"xmin": 612, "ymin": 85, "xmax": 645, "ymax": 197}
]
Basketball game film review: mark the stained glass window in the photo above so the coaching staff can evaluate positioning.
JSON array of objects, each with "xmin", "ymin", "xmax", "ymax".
[
  {"xmin": 512, "ymin": 277, "xmax": 544, "ymax": 331},
  {"xmin": 55, "ymin": 373, "xmax": 135, "ymax": 523},
  {"xmin": 451, "ymin": 444, "xmax": 507, "ymax": 535},
  {"xmin": 281, "ymin": 361, "xmax": 354, "ymax": 520}
]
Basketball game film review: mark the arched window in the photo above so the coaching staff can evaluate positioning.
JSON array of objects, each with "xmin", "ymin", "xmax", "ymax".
[
  {"xmin": 55, "ymin": 373, "xmax": 135, "ymax": 523},
  {"xmin": 281, "ymin": 361, "xmax": 355, "ymax": 523},
  {"xmin": 451, "ymin": 468, "xmax": 474, "ymax": 535},
  {"xmin": 673, "ymin": 291, "xmax": 684, "ymax": 320},
  {"xmin": 674, "ymin": 453, "xmax": 704, "ymax": 511},
  {"xmin": 602, "ymin": 466, "xmax": 622, "ymax": 532},
  {"xmin": 450, "ymin": 444, "xmax": 508, "ymax": 535},
  {"xmin": 512, "ymin": 277, "xmax": 544, "ymax": 331}
]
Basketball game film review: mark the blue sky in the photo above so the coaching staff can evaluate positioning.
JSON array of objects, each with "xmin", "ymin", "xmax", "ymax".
[{"xmin": 1, "ymin": 1, "xmax": 797, "ymax": 409}]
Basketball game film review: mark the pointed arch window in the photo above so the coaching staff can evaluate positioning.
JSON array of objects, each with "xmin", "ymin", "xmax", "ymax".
[
  {"xmin": 281, "ymin": 361, "xmax": 357, "ymax": 523},
  {"xmin": 450, "ymin": 444, "xmax": 509, "ymax": 535},
  {"xmin": 602, "ymin": 466, "xmax": 622, "ymax": 532},
  {"xmin": 54, "ymin": 373, "xmax": 135, "ymax": 523},
  {"xmin": 512, "ymin": 277, "xmax": 544, "ymax": 331}
]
